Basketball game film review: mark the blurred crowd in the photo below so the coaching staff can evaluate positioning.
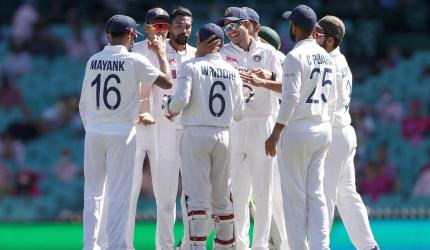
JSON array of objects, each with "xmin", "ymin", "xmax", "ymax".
[{"xmin": 1, "ymin": 0, "xmax": 430, "ymax": 216}]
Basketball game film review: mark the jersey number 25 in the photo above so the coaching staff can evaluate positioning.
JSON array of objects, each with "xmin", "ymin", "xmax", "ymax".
[{"xmin": 306, "ymin": 67, "xmax": 332, "ymax": 104}]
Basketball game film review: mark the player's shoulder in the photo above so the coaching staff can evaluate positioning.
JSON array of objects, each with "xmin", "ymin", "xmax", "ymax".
[
  {"xmin": 85, "ymin": 49, "xmax": 107, "ymax": 69},
  {"xmin": 220, "ymin": 43, "xmax": 235, "ymax": 54},
  {"xmin": 127, "ymin": 51, "xmax": 153, "ymax": 69},
  {"xmin": 331, "ymin": 48, "xmax": 349, "ymax": 66},
  {"xmin": 255, "ymin": 40, "xmax": 276, "ymax": 52},
  {"xmin": 186, "ymin": 44, "xmax": 197, "ymax": 54},
  {"xmin": 133, "ymin": 40, "xmax": 148, "ymax": 54}
]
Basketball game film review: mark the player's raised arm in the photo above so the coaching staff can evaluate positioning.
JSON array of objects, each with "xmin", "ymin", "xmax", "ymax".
[
  {"xmin": 167, "ymin": 63, "xmax": 193, "ymax": 115},
  {"xmin": 133, "ymin": 53, "xmax": 172, "ymax": 90},
  {"xmin": 150, "ymin": 34, "xmax": 174, "ymax": 89}
]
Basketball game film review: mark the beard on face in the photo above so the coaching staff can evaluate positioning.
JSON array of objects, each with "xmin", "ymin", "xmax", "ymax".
[
  {"xmin": 322, "ymin": 38, "xmax": 330, "ymax": 51},
  {"xmin": 127, "ymin": 33, "xmax": 136, "ymax": 52},
  {"xmin": 173, "ymin": 33, "xmax": 189, "ymax": 45},
  {"xmin": 289, "ymin": 25, "xmax": 296, "ymax": 42}
]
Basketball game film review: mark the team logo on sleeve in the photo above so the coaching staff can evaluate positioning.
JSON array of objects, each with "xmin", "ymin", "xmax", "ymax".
[{"xmin": 253, "ymin": 55, "xmax": 262, "ymax": 62}]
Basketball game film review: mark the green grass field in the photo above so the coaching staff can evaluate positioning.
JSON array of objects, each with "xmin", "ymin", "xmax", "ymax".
[{"xmin": 0, "ymin": 220, "xmax": 429, "ymax": 250}]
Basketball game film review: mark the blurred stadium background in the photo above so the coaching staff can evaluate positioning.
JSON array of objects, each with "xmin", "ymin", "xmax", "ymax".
[{"xmin": 0, "ymin": 0, "xmax": 430, "ymax": 249}]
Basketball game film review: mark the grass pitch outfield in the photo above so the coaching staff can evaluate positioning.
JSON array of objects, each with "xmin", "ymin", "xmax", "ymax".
[{"xmin": 0, "ymin": 220, "xmax": 429, "ymax": 249}]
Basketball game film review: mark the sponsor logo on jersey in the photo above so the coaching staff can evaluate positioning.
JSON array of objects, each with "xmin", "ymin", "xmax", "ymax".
[
  {"xmin": 225, "ymin": 56, "xmax": 238, "ymax": 63},
  {"xmin": 172, "ymin": 69, "xmax": 177, "ymax": 79},
  {"xmin": 253, "ymin": 55, "xmax": 261, "ymax": 62},
  {"xmin": 168, "ymin": 58, "xmax": 177, "ymax": 64}
]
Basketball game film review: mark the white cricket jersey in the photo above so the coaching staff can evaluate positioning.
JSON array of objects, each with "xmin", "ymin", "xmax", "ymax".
[
  {"xmin": 330, "ymin": 47, "xmax": 352, "ymax": 127},
  {"xmin": 79, "ymin": 45, "xmax": 160, "ymax": 135},
  {"xmin": 169, "ymin": 53, "xmax": 245, "ymax": 127},
  {"xmin": 134, "ymin": 39, "xmax": 196, "ymax": 124},
  {"xmin": 277, "ymin": 39, "xmax": 336, "ymax": 125},
  {"xmin": 220, "ymin": 39, "xmax": 282, "ymax": 119},
  {"xmin": 275, "ymin": 50, "xmax": 286, "ymax": 67}
]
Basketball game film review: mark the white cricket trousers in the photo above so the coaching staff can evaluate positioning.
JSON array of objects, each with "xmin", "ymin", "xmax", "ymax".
[
  {"xmin": 272, "ymin": 160, "xmax": 290, "ymax": 250},
  {"xmin": 83, "ymin": 130, "xmax": 140, "ymax": 250},
  {"xmin": 180, "ymin": 125, "xmax": 232, "ymax": 211},
  {"xmin": 277, "ymin": 121, "xmax": 332, "ymax": 250},
  {"xmin": 135, "ymin": 123, "xmax": 182, "ymax": 250},
  {"xmin": 324, "ymin": 125, "xmax": 378, "ymax": 250},
  {"xmin": 230, "ymin": 117, "xmax": 275, "ymax": 250}
]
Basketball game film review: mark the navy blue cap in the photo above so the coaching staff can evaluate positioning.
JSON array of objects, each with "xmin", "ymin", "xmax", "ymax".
[
  {"xmin": 145, "ymin": 8, "xmax": 170, "ymax": 24},
  {"xmin": 198, "ymin": 23, "xmax": 224, "ymax": 44},
  {"xmin": 242, "ymin": 7, "xmax": 259, "ymax": 24},
  {"xmin": 105, "ymin": 14, "xmax": 139, "ymax": 34},
  {"xmin": 282, "ymin": 4, "xmax": 317, "ymax": 31},
  {"xmin": 217, "ymin": 7, "xmax": 249, "ymax": 26}
]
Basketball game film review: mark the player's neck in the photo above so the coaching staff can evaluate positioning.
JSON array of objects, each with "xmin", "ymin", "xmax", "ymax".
[
  {"xmin": 169, "ymin": 39, "xmax": 186, "ymax": 52},
  {"xmin": 296, "ymin": 34, "xmax": 313, "ymax": 43},
  {"xmin": 238, "ymin": 37, "xmax": 252, "ymax": 52}
]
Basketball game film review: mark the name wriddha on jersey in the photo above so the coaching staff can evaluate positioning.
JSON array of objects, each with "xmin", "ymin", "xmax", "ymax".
[
  {"xmin": 306, "ymin": 53, "xmax": 332, "ymax": 66},
  {"xmin": 201, "ymin": 66, "xmax": 236, "ymax": 80},
  {"xmin": 90, "ymin": 60, "xmax": 125, "ymax": 71}
]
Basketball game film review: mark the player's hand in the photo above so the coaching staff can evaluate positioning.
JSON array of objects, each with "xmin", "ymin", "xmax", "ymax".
[
  {"xmin": 251, "ymin": 68, "xmax": 272, "ymax": 80},
  {"xmin": 240, "ymin": 72, "xmax": 265, "ymax": 87},
  {"xmin": 195, "ymin": 35, "xmax": 222, "ymax": 57},
  {"xmin": 161, "ymin": 95, "xmax": 177, "ymax": 122},
  {"xmin": 149, "ymin": 35, "xmax": 166, "ymax": 55},
  {"xmin": 265, "ymin": 133, "xmax": 279, "ymax": 157},
  {"xmin": 136, "ymin": 112, "xmax": 156, "ymax": 125}
]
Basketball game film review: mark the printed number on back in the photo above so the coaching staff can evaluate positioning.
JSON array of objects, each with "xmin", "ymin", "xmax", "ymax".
[
  {"xmin": 91, "ymin": 73, "xmax": 121, "ymax": 110},
  {"xmin": 306, "ymin": 67, "xmax": 333, "ymax": 104},
  {"xmin": 209, "ymin": 81, "xmax": 226, "ymax": 117}
]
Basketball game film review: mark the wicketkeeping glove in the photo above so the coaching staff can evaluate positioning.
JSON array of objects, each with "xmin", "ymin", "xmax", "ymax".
[{"xmin": 161, "ymin": 94, "xmax": 178, "ymax": 121}]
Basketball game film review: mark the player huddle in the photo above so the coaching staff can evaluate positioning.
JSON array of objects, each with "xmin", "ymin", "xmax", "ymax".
[{"xmin": 79, "ymin": 4, "xmax": 379, "ymax": 250}]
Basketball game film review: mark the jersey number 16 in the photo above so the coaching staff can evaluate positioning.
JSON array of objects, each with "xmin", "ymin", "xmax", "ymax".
[{"xmin": 91, "ymin": 73, "xmax": 122, "ymax": 110}]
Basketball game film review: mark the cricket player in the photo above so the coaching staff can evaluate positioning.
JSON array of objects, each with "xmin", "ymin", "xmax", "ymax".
[
  {"xmin": 163, "ymin": 23, "xmax": 245, "ymax": 250},
  {"xmin": 314, "ymin": 16, "xmax": 379, "ymax": 250},
  {"xmin": 218, "ymin": 7, "xmax": 283, "ymax": 250},
  {"xmin": 134, "ymin": 7, "xmax": 197, "ymax": 250},
  {"xmin": 79, "ymin": 14, "xmax": 172, "ymax": 250},
  {"xmin": 265, "ymin": 5, "xmax": 336, "ymax": 250},
  {"xmin": 257, "ymin": 25, "xmax": 290, "ymax": 250}
]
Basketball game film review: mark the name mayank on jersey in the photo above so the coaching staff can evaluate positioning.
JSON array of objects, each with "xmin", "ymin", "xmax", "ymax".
[{"xmin": 90, "ymin": 59, "xmax": 125, "ymax": 71}]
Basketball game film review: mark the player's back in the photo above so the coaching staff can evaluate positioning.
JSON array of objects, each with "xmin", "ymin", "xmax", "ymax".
[
  {"xmin": 79, "ymin": 45, "xmax": 158, "ymax": 134},
  {"xmin": 330, "ymin": 47, "xmax": 352, "ymax": 127},
  {"xmin": 180, "ymin": 53, "xmax": 244, "ymax": 127},
  {"xmin": 282, "ymin": 39, "xmax": 335, "ymax": 124}
]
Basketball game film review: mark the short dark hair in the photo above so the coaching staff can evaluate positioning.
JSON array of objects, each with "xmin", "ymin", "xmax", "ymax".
[
  {"xmin": 292, "ymin": 21, "xmax": 313, "ymax": 37},
  {"xmin": 170, "ymin": 6, "xmax": 192, "ymax": 23},
  {"xmin": 332, "ymin": 37, "xmax": 341, "ymax": 48},
  {"xmin": 110, "ymin": 32, "xmax": 128, "ymax": 38}
]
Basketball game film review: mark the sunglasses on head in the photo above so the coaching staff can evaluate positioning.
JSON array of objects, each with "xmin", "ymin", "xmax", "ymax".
[
  {"xmin": 144, "ymin": 23, "xmax": 170, "ymax": 32},
  {"xmin": 312, "ymin": 31, "xmax": 326, "ymax": 39},
  {"xmin": 223, "ymin": 21, "xmax": 244, "ymax": 33}
]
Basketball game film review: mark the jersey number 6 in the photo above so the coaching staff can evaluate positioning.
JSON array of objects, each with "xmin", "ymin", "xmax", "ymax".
[
  {"xmin": 209, "ymin": 81, "xmax": 226, "ymax": 117},
  {"xmin": 91, "ymin": 73, "xmax": 121, "ymax": 110},
  {"xmin": 306, "ymin": 67, "xmax": 332, "ymax": 104}
]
